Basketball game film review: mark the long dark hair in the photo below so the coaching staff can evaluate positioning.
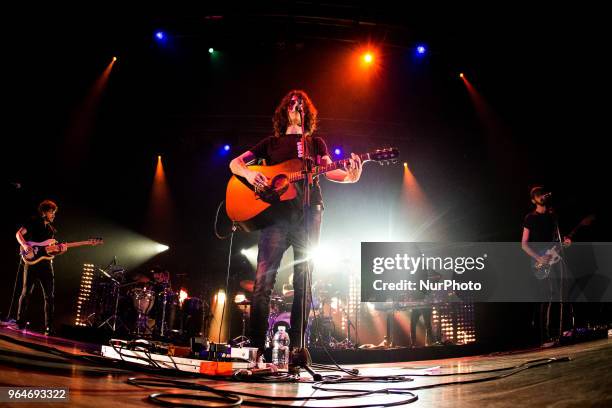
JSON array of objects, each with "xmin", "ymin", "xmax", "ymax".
[{"xmin": 272, "ymin": 90, "xmax": 318, "ymax": 137}]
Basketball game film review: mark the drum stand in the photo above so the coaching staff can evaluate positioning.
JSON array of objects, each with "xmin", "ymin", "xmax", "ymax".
[
  {"xmin": 231, "ymin": 302, "xmax": 250, "ymax": 347},
  {"xmin": 135, "ymin": 310, "xmax": 147, "ymax": 337},
  {"xmin": 337, "ymin": 305, "xmax": 356, "ymax": 349},
  {"xmin": 97, "ymin": 278, "xmax": 127, "ymax": 334},
  {"xmin": 157, "ymin": 288, "xmax": 174, "ymax": 338}
]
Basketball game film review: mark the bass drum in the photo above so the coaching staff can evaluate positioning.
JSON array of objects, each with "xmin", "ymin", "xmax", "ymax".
[
  {"xmin": 266, "ymin": 311, "xmax": 291, "ymax": 349},
  {"xmin": 153, "ymin": 288, "xmax": 179, "ymax": 337},
  {"xmin": 270, "ymin": 311, "xmax": 291, "ymax": 334},
  {"xmin": 182, "ymin": 297, "xmax": 203, "ymax": 337},
  {"xmin": 267, "ymin": 312, "xmax": 321, "ymax": 347}
]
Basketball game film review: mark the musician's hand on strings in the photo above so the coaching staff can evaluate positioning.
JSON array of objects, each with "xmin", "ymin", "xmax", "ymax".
[
  {"xmin": 345, "ymin": 153, "xmax": 362, "ymax": 182},
  {"xmin": 246, "ymin": 170, "xmax": 269, "ymax": 189},
  {"xmin": 563, "ymin": 236, "xmax": 572, "ymax": 247},
  {"xmin": 59, "ymin": 243, "xmax": 68, "ymax": 253},
  {"xmin": 537, "ymin": 254, "xmax": 551, "ymax": 266},
  {"xmin": 21, "ymin": 244, "xmax": 33, "ymax": 254}
]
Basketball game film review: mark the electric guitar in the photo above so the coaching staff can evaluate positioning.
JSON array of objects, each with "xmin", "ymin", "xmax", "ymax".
[
  {"xmin": 226, "ymin": 148, "xmax": 399, "ymax": 231},
  {"xmin": 20, "ymin": 238, "xmax": 104, "ymax": 265},
  {"xmin": 532, "ymin": 215, "xmax": 595, "ymax": 279}
]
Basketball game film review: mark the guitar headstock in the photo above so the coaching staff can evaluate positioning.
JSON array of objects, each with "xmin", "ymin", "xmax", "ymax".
[
  {"xmin": 89, "ymin": 237, "xmax": 104, "ymax": 246},
  {"xmin": 369, "ymin": 147, "xmax": 400, "ymax": 165}
]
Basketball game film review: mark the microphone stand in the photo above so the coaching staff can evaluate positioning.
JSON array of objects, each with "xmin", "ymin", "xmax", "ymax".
[
  {"xmin": 550, "ymin": 205, "xmax": 573, "ymax": 343},
  {"xmin": 289, "ymin": 102, "xmax": 322, "ymax": 380}
]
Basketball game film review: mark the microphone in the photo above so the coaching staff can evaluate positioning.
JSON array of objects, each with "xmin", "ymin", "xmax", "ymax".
[
  {"xmin": 295, "ymin": 96, "xmax": 303, "ymax": 112},
  {"xmin": 541, "ymin": 192, "xmax": 552, "ymax": 200}
]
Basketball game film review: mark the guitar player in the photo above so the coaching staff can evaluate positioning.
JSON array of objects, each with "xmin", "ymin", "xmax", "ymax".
[
  {"xmin": 229, "ymin": 90, "xmax": 362, "ymax": 362},
  {"xmin": 15, "ymin": 199, "xmax": 66, "ymax": 335},
  {"xmin": 521, "ymin": 186, "xmax": 571, "ymax": 345}
]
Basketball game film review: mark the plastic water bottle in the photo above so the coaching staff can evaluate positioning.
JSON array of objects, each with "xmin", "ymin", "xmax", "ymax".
[{"xmin": 271, "ymin": 325, "xmax": 290, "ymax": 369}]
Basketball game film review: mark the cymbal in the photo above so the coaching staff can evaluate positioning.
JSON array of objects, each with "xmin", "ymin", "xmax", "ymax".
[
  {"xmin": 235, "ymin": 299, "xmax": 251, "ymax": 306},
  {"xmin": 240, "ymin": 280, "xmax": 254, "ymax": 292},
  {"xmin": 282, "ymin": 290, "xmax": 294, "ymax": 298}
]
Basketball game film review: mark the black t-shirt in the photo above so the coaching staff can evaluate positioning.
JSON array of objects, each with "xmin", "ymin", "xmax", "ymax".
[
  {"xmin": 249, "ymin": 134, "xmax": 330, "ymax": 206},
  {"xmin": 20, "ymin": 216, "xmax": 56, "ymax": 242},
  {"xmin": 523, "ymin": 211, "xmax": 556, "ymax": 243}
]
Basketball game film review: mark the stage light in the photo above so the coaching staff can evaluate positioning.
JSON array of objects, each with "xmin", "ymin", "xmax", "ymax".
[
  {"xmin": 179, "ymin": 288, "xmax": 188, "ymax": 306},
  {"xmin": 112, "ymin": 56, "xmax": 117, "ymax": 62},
  {"xmin": 216, "ymin": 290, "xmax": 226, "ymax": 304},
  {"xmin": 331, "ymin": 297, "xmax": 339, "ymax": 310},
  {"xmin": 416, "ymin": 45, "xmax": 427, "ymax": 55},
  {"xmin": 363, "ymin": 52, "xmax": 373, "ymax": 64},
  {"xmin": 240, "ymin": 246, "xmax": 258, "ymax": 268},
  {"xmin": 156, "ymin": 243, "xmax": 169, "ymax": 253},
  {"xmin": 334, "ymin": 148, "xmax": 342, "ymax": 156},
  {"xmin": 404, "ymin": 162, "xmax": 408, "ymax": 167},
  {"xmin": 208, "ymin": 47, "xmax": 214, "ymax": 54},
  {"xmin": 210, "ymin": 289, "xmax": 230, "ymax": 342},
  {"xmin": 219, "ymin": 144, "xmax": 231, "ymax": 155},
  {"xmin": 155, "ymin": 31, "xmax": 165, "ymax": 40},
  {"xmin": 459, "ymin": 73, "xmax": 465, "ymax": 78}
]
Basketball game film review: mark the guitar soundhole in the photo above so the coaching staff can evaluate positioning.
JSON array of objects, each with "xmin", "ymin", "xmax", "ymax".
[
  {"xmin": 271, "ymin": 175, "xmax": 289, "ymax": 193},
  {"xmin": 257, "ymin": 175, "xmax": 289, "ymax": 203}
]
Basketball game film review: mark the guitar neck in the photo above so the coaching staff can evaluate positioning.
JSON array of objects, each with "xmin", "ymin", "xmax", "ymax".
[
  {"xmin": 566, "ymin": 215, "xmax": 595, "ymax": 240},
  {"xmin": 64, "ymin": 241, "xmax": 94, "ymax": 249},
  {"xmin": 288, "ymin": 153, "xmax": 371, "ymax": 182}
]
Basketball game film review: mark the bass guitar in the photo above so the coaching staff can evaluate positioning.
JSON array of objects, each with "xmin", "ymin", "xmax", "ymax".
[{"xmin": 20, "ymin": 238, "xmax": 104, "ymax": 265}]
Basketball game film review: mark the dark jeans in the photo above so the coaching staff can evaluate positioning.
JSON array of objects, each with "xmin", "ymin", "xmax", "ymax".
[
  {"xmin": 410, "ymin": 307, "xmax": 433, "ymax": 346},
  {"xmin": 534, "ymin": 275, "xmax": 561, "ymax": 343},
  {"xmin": 17, "ymin": 260, "xmax": 55, "ymax": 329},
  {"xmin": 249, "ymin": 207, "xmax": 322, "ymax": 350}
]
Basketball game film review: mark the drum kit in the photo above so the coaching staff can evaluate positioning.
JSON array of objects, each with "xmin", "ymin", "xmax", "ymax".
[
  {"xmin": 237, "ymin": 278, "xmax": 352, "ymax": 349},
  {"xmin": 236, "ymin": 280, "xmax": 293, "ymax": 347},
  {"xmin": 87, "ymin": 262, "xmax": 203, "ymax": 340}
]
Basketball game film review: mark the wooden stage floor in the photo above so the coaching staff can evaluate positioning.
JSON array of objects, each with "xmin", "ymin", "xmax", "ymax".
[{"xmin": 0, "ymin": 325, "xmax": 611, "ymax": 407}]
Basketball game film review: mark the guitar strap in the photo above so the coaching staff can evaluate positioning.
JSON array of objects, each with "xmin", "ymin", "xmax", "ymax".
[{"xmin": 46, "ymin": 223, "xmax": 57, "ymax": 236}]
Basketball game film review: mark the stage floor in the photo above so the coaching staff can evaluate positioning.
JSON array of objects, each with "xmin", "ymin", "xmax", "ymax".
[{"xmin": 0, "ymin": 325, "xmax": 611, "ymax": 407}]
